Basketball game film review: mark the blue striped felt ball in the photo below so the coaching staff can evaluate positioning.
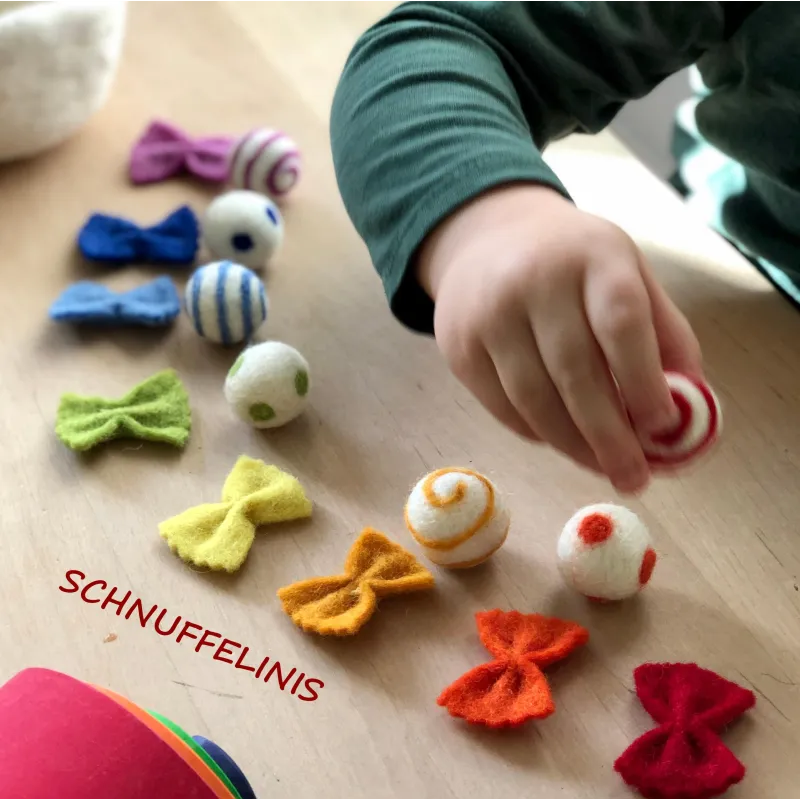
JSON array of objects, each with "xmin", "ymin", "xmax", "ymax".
[{"xmin": 184, "ymin": 260, "xmax": 268, "ymax": 345}]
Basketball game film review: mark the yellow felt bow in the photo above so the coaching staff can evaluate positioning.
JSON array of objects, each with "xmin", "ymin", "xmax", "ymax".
[
  {"xmin": 277, "ymin": 528, "xmax": 435, "ymax": 636},
  {"xmin": 160, "ymin": 456, "xmax": 312, "ymax": 572}
]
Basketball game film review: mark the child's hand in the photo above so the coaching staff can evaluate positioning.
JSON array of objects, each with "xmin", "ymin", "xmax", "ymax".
[{"xmin": 416, "ymin": 184, "xmax": 703, "ymax": 493}]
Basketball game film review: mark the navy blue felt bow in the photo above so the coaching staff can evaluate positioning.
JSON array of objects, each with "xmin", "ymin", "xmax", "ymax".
[
  {"xmin": 77, "ymin": 205, "xmax": 199, "ymax": 266},
  {"xmin": 49, "ymin": 276, "xmax": 181, "ymax": 327}
]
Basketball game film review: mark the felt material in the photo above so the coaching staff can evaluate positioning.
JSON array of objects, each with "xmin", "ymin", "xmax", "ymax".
[
  {"xmin": 91, "ymin": 685, "xmax": 233, "ymax": 799},
  {"xmin": 147, "ymin": 711, "xmax": 238, "ymax": 799},
  {"xmin": 202, "ymin": 190, "xmax": 283, "ymax": 270},
  {"xmin": 194, "ymin": 736, "xmax": 256, "ymax": 800},
  {"xmin": 160, "ymin": 456, "xmax": 312, "ymax": 572},
  {"xmin": 614, "ymin": 662, "xmax": 756, "ymax": 799},
  {"xmin": 78, "ymin": 205, "xmax": 199, "ymax": 266},
  {"xmin": 228, "ymin": 128, "xmax": 301, "ymax": 199},
  {"xmin": 277, "ymin": 527, "xmax": 435, "ymax": 636},
  {"xmin": 184, "ymin": 261, "xmax": 268, "ymax": 345},
  {"xmin": 640, "ymin": 373, "xmax": 722, "ymax": 468},
  {"xmin": 129, "ymin": 120, "xmax": 234, "ymax": 185},
  {"xmin": 56, "ymin": 369, "xmax": 191, "ymax": 452},
  {"xmin": 405, "ymin": 468, "xmax": 510, "ymax": 568},
  {"xmin": 0, "ymin": 667, "xmax": 215, "ymax": 798},
  {"xmin": 49, "ymin": 276, "xmax": 180, "ymax": 327},
  {"xmin": 225, "ymin": 341, "xmax": 310, "ymax": 429},
  {"xmin": 557, "ymin": 504, "xmax": 657, "ymax": 602},
  {"xmin": 437, "ymin": 610, "xmax": 589, "ymax": 728},
  {"xmin": 0, "ymin": 2, "xmax": 125, "ymax": 163}
]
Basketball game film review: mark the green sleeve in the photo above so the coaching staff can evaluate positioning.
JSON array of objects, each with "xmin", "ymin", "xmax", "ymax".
[{"xmin": 330, "ymin": 1, "xmax": 727, "ymax": 334}]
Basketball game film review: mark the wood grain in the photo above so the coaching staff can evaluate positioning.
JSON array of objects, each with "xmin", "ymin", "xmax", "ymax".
[{"xmin": 0, "ymin": 2, "xmax": 798, "ymax": 797}]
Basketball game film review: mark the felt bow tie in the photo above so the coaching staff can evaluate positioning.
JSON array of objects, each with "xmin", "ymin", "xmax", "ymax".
[
  {"xmin": 277, "ymin": 528, "xmax": 435, "ymax": 636},
  {"xmin": 437, "ymin": 610, "xmax": 588, "ymax": 728},
  {"xmin": 56, "ymin": 369, "xmax": 192, "ymax": 452},
  {"xmin": 78, "ymin": 205, "xmax": 199, "ymax": 266},
  {"xmin": 129, "ymin": 120, "xmax": 234, "ymax": 185},
  {"xmin": 614, "ymin": 663, "xmax": 756, "ymax": 798},
  {"xmin": 49, "ymin": 276, "xmax": 180, "ymax": 327},
  {"xmin": 160, "ymin": 457, "xmax": 312, "ymax": 573}
]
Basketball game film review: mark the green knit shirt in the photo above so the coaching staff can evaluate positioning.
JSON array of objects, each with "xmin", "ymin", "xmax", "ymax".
[{"xmin": 330, "ymin": 1, "xmax": 800, "ymax": 332}]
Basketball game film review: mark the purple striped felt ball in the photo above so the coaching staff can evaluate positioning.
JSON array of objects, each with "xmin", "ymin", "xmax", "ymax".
[{"xmin": 227, "ymin": 128, "xmax": 301, "ymax": 200}]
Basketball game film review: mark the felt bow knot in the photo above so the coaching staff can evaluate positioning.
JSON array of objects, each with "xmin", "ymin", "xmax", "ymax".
[
  {"xmin": 129, "ymin": 120, "xmax": 234, "ymax": 185},
  {"xmin": 614, "ymin": 663, "xmax": 756, "ymax": 798},
  {"xmin": 160, "ymin": 457, "xmax": 312, "ymax": 573},
  {"xmin": 78, "ymin": 205, "xmax": 199, "ymax": 266},
  {"xmin": 437, "ymin": 610, "xmax": 589, "ymax": 728},
  {"xmin": 277, "ymin": 528, "xmax": 435, "ymax": 636},
  {"xmin": 49, "ymin": 276, "xmax": 181, "ymax": 327},
  {"xmin": 56, "ymin": 370, "xmax": 191, "ymax": 452}
]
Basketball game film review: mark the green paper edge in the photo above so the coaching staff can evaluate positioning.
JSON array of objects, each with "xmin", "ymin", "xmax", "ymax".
[{"xmin": 148, "ymin": 709, "xmax": 241, "ymax": 799}]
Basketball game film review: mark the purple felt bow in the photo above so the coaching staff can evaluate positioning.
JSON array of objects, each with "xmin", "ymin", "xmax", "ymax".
[{"xmin": 129, "ymin": 120, "xmax": 235, "ymax": 185}]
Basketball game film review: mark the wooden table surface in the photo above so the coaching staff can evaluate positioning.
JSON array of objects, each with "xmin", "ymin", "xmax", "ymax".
[{"xmin": 1, "ymin": 2, "xmax": 798, "ymax": 797}]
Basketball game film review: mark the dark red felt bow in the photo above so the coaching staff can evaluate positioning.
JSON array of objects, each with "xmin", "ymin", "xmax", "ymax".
[
  {"xmin": 437, "ymin": 610, "xmax": 588, "ymax": 728},
  {"xmin": 614, "ymin": 663, "xmax": 756, "ymax": 798}
]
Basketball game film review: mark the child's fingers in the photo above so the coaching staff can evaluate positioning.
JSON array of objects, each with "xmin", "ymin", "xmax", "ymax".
[
  {"xmin": 446, "ymin": 340, "xmax": 541, "ymax": 443},
  {"xmin": 533, "ymin": 298, "xmax": 650, "ymax": 493},
  {"xmin": 584, "ymin": 263, "xmax": 677, "ymax": 435},
  {"xmin": 484, "ymin": 318, "xmax": 602, "ymax": 473},
  {"xmin": 639, "ymin": 259, "xmax": 704, "ymax": 377}
]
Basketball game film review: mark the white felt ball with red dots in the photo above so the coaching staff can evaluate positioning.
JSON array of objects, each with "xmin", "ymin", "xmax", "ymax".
[
  {"xmin": 639, "ymin": 372, "xmax": 722, "ymax": 468},
  {"xmin": 557, "ymin": 503, "xmax": 657, "ymax": 601}
]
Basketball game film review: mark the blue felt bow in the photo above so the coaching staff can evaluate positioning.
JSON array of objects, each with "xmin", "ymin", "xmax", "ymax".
[
  {"xmin": 77, "ymin": 205, "xmax": 199, "ymax": 266},
  {"xmin": 49, "ymin": 276, "xmax": 181, "ymax": 327}
]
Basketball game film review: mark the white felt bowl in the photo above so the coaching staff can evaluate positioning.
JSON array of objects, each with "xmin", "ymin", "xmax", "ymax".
[{"xmin": 0, "ymin": 2, "xmax": 126, "ymax": 163}]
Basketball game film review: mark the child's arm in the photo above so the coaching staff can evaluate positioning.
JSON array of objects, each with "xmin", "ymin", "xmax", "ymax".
[{"xmin": 331, "ymin": 3, "xmax": 727, "ymax": 491}]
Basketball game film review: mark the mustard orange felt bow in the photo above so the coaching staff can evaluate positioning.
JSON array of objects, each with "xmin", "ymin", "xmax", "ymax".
[
  {"xmin": 437, "ymin": 610, "xmax": 588, "ymax": 728},
  {"xmin": 277, "ymin": 528, "xmax": 434, "ymax": 636}
]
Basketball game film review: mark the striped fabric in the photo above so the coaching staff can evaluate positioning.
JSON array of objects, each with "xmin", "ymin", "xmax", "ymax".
[{"xmin": 185, "ymin": 261, "xmax": 267, "ymax": 345}]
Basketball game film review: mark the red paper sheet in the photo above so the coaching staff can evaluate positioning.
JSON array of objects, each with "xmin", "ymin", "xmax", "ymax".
[{"xmin": 0, "ymin": 668, "xmax": 215, "ymax": 799}]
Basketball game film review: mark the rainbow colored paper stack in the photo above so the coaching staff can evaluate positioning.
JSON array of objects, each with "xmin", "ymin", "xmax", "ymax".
[{"xmin": 0, "ymin": 668, "xmax": 255, "ymax": 799}]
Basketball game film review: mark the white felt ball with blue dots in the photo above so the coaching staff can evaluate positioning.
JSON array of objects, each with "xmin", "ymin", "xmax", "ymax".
[
  {"xmin": 184, "ymin": 260, "xmax": 268, "ymax": 345},
  {"xmin": 224, "ymin": 341, "xmax": 310, "ymax": 428},
  {"xmin": 202, "ymin": 190, "xmax": 283, "ymax": 270}
]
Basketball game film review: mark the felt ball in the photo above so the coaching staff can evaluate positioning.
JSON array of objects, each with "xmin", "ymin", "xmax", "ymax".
[
  {"xmin": 404, "ymin": 468, "xmax": 510, "ymax": 568},
  {"xmin": 640, "ymin": 372, "xmax": 722, "ymax": 468},
  {"xmin": 184, "ymin": 261, "xmax": 267, "ymax": 345},
  {"xmin": 557, "ymin": 504, "xmax": 656, "ymax": 601},
  {"xmin": 228, "ymin": 128, "xmax": 301, "ymax": 199},
  {"xmin": 224, "ymin": 341, "xmax": 310, "ymax": 428},
  {"xmin": 202, "ymin": 190, "xmax": 283, "ymax": 270}
]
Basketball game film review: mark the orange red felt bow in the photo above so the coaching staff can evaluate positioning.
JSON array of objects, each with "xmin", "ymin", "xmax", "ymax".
[
  {"xmin": 614, "ymin": 663, "xmax": 756, "ymax": 798},
  {"xmin": 437, "ymin": 610, "xmax": 588, "ymax": 728}
]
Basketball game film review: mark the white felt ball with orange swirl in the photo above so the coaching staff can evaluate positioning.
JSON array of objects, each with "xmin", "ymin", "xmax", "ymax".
[{"xmin": 404, "ymin": 468, "xmax": 510, "ymax": 569}]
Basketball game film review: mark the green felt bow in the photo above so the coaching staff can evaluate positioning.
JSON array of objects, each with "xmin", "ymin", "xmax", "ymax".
[{"xmin": 56, "ymin": 369, "xmax": 191, "ymax": 451}]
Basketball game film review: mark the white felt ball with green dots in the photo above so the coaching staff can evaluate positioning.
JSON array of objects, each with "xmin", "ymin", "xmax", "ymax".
[{"xmin": 224, "ymin": 341, "xmax": 310, "ymax": 428}]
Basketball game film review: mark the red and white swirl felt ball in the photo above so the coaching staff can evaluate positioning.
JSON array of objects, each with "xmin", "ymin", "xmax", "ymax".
[{"xmin": 639, "ymin": 372, "xmax": 722, "ymax": 468}]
